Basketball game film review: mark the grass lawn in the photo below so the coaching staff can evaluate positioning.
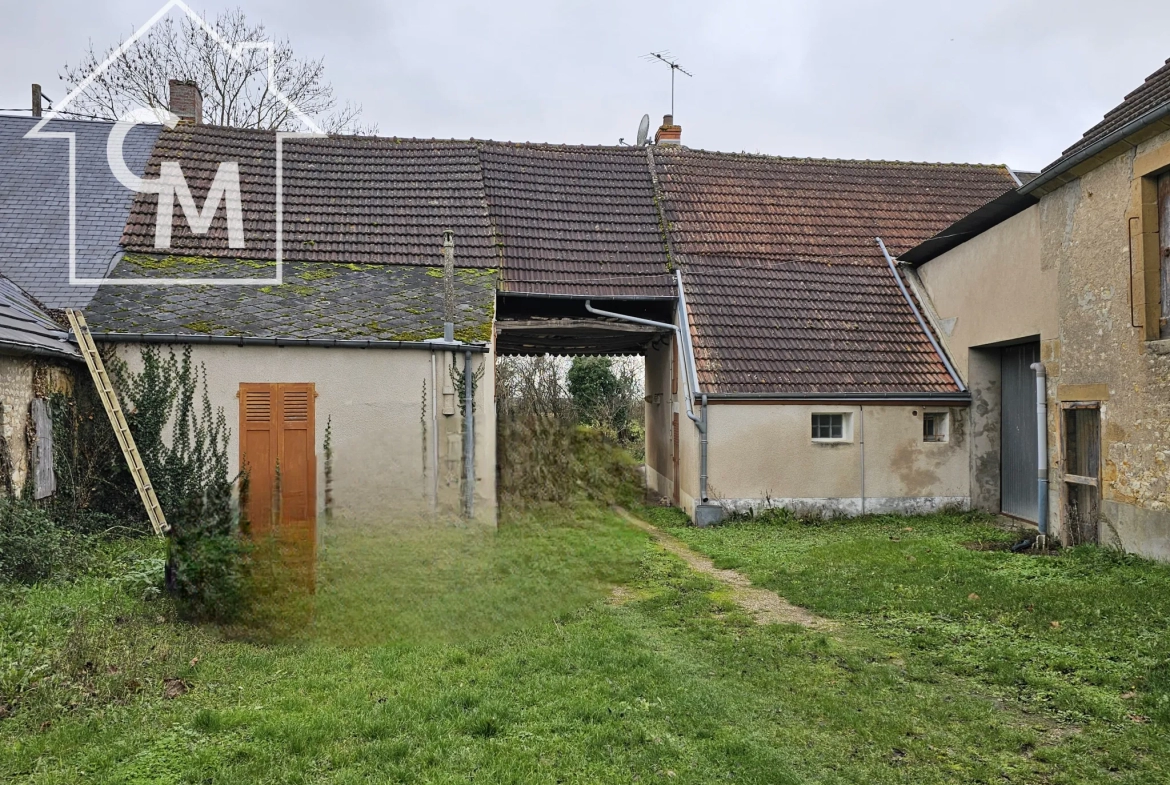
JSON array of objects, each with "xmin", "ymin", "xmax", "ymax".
[{"xmin": 3, "ymin": 504, "xmax": 1169, "ymax": 783}]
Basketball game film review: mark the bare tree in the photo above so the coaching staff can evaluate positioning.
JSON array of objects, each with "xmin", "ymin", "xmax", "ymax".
[{"xmin": 60, "ymin": 7, "xmax": 376, "ymax": 134}]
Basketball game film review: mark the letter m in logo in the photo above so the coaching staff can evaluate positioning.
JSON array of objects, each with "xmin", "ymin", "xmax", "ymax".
[{"xmin": 152, "ymin": 161, "xmax": 246, "ymax": 250}]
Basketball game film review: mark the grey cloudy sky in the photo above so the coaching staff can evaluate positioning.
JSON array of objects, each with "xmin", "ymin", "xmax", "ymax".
[{"xmin": 3, "ymin": 0, "xmax": 1169, "ymax": 171}]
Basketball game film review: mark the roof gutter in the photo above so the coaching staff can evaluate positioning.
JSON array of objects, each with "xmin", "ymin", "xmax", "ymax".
[
  {"xmin": 703, "ymin": 391, "xmax": 971, "ymax": 403},
  {"xmin": 88, "ymin": 332, "xmax": 492, "ymax": 353},
  {"xmin": 876, "ymin": 237, "xmax": 966, "ymax": 393},
  {"xmin": 0, "ymin": 341, "xmax": 83, "ymax": 362},
  {"xmin": 1021, "ymin": 100, "xmax": 1170, "ymax": 196}
]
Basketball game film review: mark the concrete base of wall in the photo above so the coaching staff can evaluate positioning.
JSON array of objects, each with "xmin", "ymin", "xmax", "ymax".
[
  {"xmin": 717, "ymin": 496, "xmax": 970, "ymax": 519},
  {"xmin": 1100, "ymin": 500, "xmax": 1170, "ymax": 562},
  {"xmin": 645, "ymin": 464, "xmax": 670, "ymax": 500}
]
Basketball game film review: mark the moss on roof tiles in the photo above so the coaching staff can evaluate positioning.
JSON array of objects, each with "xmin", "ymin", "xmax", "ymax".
[{"xmin": 88, "ymin": 256, "xmax": 496, "ymax": 343}]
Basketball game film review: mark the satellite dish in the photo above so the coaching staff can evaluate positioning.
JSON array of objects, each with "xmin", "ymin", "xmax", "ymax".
[{"xmin": 636, "ymin": 114, "xmax": 650, "ymax": 146}]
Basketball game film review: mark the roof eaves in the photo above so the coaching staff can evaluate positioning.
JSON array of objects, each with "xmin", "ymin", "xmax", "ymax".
[{"xmin": 1024, "ymin": 100, "xmax": 1170, "ymax": 197}]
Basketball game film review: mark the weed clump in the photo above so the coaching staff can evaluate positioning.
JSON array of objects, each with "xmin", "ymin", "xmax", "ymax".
[{"xmin": 0, "ymin": 497, "xmax": 79, "ymax": 584}]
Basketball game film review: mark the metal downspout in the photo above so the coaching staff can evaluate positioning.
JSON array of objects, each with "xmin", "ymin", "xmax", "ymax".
[
  {"xmin": 876, "ymin": 237, "xmax": 966, "ymax": 392},
  {"xmin": 584, "ymin": 291, "xmax": 711, "ymax": 510},
  {"xmin": 700, "ymin": 394, "xmax": 708, "ymax": 503},
  {"xmin": 464, "ymin": 349, "xmax": 475, "ymax": 520},
  {"xmin": 1030, "ymin": 362, "xmax": 1049, "ymax": 546},
  {"xmin": 430, "ymin": 350, "xmax": 439, "ymax": 515},
  {"xmin": 859, "ymin": 405, "xmax": 866, "ymax": 515}
]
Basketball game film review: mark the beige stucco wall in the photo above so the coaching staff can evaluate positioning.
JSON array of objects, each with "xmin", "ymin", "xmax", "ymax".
[
  {"xmin": 1036, "ymin": 128, "xmax": 1170, "ymax": 558},
  {"xmin": 114, "ymin": 343, "xmax": 496, "ymax": 527},
  {"xmin": 914, "ymin": 206, "xmax": 1059, "ymax": 520},
  {"xmin": 704, "ymin": 402, "xmax": 969, "ymax": 517},
  {"xmin": 915, "ymin": 205, "xmax": 1057, "ymax": 379}
]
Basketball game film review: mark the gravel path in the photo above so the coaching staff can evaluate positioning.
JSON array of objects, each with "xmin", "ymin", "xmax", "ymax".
[{"xmin": 617, "ymin": 508, "xmax": 836, "ymax": 630}]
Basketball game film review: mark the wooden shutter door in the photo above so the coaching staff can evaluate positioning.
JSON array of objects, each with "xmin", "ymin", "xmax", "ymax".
[
  {"xmin": 277, "ymin": 383, "xmax": 316, "ymax": 527},
  {"xmin": 239, "ymin": 382, "xmax": 316, "ymax": 534},
  {"xmin": 240, "ymin": 384, "xmax": 277, "ymax": 534}
]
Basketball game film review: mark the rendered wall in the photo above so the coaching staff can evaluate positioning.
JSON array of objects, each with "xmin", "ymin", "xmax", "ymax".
[
  {"xmin": 704, "ymin": 402, "xmax": 969, "ymax": 517},
  {"xmin": 915, "ymin": 206, "xmax": 1056, "ymax": 378},
  {"xmin": 915, "ymin": 206, "xmax": 1058, "ymax": 518},
  {"xmin": 115, "ymin": 343, "xmax": 497, "ymax": 527}
]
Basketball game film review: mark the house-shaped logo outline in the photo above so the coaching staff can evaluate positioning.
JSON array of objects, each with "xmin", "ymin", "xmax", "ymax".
[{"xmin": 24, "ymin": 0, "xmax": 326, "ymax": 287}]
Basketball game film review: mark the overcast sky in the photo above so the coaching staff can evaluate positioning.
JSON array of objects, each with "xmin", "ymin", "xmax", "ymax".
[{"xmin": 3, "ymin": 0, "xmax": 1169, "ymax": 171}]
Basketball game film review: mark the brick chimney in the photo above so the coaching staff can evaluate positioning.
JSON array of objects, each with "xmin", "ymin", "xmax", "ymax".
[
  {"xmin": 168, "ymin": 79, "xmax": 203, "ymax": 124},
  {"xmin": 654, "ymin": 114, "xmax": 681, "ymax": 145}
]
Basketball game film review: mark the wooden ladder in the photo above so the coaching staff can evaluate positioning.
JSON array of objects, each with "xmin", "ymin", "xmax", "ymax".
[{"xmin": 66, "ymin": 309, "xmax": 169, "ymax": 537}]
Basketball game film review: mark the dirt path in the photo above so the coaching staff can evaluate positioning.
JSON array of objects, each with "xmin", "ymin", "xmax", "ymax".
[{"xmin": 616, "ymin": 508, "xmax": 836, "ymax": 630}]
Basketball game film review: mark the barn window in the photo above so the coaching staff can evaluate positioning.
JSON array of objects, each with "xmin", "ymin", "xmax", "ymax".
[
  {"xmin": 811, "ymin": 413, "xmax": 850, "ymax": 441},
  {"xmin": 923, "ymin": 411, "xmax": 949, "ymax": 442}
]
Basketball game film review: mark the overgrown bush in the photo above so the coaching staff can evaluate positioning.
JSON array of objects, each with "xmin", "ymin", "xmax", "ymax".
[
  {"xmin": 497, "ymin": 356, "xmax": 641, "ymax": 510},
  {"xmin": 132, "ymin": 347, "xmax": 249, "ymax": 623},
  {"xmin": 0, "ymin": 497, "xmax": 79, "ymax": 584}
]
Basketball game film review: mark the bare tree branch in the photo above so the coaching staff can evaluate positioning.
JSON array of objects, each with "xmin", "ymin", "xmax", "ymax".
[{"xmin": 60, "ymin": 7, "xmax": 377, "ymax": 135}]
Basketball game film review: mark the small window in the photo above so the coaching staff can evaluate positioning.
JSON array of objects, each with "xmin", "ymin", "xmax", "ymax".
[
  {"xmin": 923, "ymin": 412, "xmax": 949, "ymax": 442},
  {"xmin": 812, "ymin": 413, "xmax": 851, "ymax": 441}
]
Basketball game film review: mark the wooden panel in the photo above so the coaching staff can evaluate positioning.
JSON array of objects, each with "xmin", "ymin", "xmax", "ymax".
[
  {"xmin": 240, "ymin": 382, "xmax": 317, "ymax": 588},
  {"xmin": 239, "ymin": 382, "xmax": 316, "ymax": 534},
  {"xmin": 1159, "ymin": 172, "xmax": 1170, "ymax": 337},
  {"xmin": 277, "ymin": 384, "xmax": 315, "ymax": 526},
  {"xmin": 672, "ymin": 412, "xmax": 680, "ymax": 506},
  {"xmin": 239, "ymin": 384, "xmax": 276, "ymax": 533}
]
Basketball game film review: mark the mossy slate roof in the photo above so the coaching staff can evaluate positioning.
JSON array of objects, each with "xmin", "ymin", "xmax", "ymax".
[{"xmin": 85, "ymin": 256, "xmax": 496, "ymax": 343}]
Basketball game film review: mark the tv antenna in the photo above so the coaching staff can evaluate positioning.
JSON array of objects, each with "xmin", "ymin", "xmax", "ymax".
[{"xmin": 642, "ymin": 51, "xmax": 693, "ymax": 116}]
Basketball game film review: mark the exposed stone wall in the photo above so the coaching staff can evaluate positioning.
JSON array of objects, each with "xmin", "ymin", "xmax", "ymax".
[
  {"xmin": 0, "ymin": 355, "xmax": 35, "ymax": 493},
  {"xmin": 0, "ymin": 356, "xmax": 74, "ymax": 497},
  {"xmin": 1039, "ymin": 129, "xmax": 1170, "ymax": 558}
]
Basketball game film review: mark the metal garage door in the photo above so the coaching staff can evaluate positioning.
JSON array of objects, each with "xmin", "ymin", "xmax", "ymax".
[{"xmin": 1001, "ymin": 342, "xmax": 1040, "ymax": 521}]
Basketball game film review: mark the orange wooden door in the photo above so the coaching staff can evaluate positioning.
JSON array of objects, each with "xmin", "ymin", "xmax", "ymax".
[{"xmin": 239, "ymin": 382, "xmax": 317, "ymax": 541}]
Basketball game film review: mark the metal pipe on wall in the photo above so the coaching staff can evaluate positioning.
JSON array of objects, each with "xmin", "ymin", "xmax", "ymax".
[
  {"xmin": 859, "ymin": 405, "xmax": 866, "ymax": 515},
  {"xmin": 700, "ymin": 394, "xmax": 708, "ymax": 502},
  {"xmin": 876, "ymin": 237, "xmax": 966, "ymax": 392},
  {"xmin": 430, "ymin": 350, "xmax": 439, "ymax": 515},
  {"xmin": 585, "ymin": 291, "xmax": 715, "ymax": 520},
  {"xmin": 1030, "ymin": 362, "xmax": 1049, "ymax": 545},
  {"xmin": 463, "ymin": 349, "xmax": 475, "ymax": 520}
]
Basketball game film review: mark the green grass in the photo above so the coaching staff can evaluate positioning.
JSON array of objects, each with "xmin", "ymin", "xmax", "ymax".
[{"xmin": 2, "ymin": 504, "xmax": 1169, "ymax": 783}]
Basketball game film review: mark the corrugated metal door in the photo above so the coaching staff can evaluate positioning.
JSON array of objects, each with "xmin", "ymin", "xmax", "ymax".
[{"xmin": 1001, "ymin": 343, "xmax": 1040, "ymax": 521}]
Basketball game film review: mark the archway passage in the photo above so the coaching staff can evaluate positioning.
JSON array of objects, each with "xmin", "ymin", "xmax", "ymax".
[
  {"xmin": 494, "ymin": 292, "xmax": 679, "ymax": 509},
  {"xmin": 494, "ymin": 294, "xmax": 675, "ymax": 357}
]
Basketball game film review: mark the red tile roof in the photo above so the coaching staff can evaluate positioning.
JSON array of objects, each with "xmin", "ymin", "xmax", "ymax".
[
  {"xmin": 120, "ymin": 125, "xmax": 1015, "ymax": 394},
  {"xmin": 123, "ymin": 126, "xmax": 500, "ymax": 267},
  {"xmin": 479, "ymin": 143, "xmax": 674, "ymax": 297},
  {"xmin": 122, "ymin": 128, "xmax": 674, "ymax": 296},
  {"xmin": 652, "ymin": 149, "xmax": 1016, "ymax": 393}
]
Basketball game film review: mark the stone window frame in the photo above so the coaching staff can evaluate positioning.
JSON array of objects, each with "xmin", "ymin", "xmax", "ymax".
[{"xmin": 1128, "ymin": 142, "xmax": 1170, "ymax": 342}]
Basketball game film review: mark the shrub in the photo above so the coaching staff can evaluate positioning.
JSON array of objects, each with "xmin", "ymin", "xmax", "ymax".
[{"xmin": 0, "ymin": 497, "xmax": 78, "ymax": 584}]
